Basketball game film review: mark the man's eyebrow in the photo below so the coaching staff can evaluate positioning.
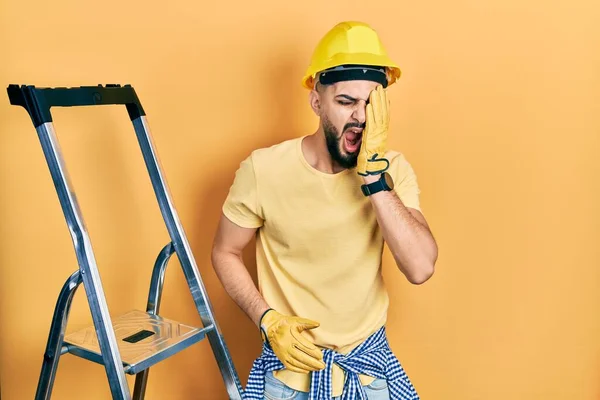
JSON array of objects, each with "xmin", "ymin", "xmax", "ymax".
[{"xmin": 335, "ymin": 94, "xmax": 368, "ymax": 103}]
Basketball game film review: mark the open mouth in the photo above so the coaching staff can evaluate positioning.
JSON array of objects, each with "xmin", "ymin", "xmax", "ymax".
[{"xmin": 343, "ymin": 128, "xmax": 363, "ymax": 153}]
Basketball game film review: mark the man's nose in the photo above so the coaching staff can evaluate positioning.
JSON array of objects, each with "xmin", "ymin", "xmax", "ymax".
[{"xmin": 351, "ymin": 100, "xmax": 367, "ymax": 124}]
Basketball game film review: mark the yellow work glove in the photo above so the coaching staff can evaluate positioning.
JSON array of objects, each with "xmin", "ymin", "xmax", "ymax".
[
  {"xmin": 259, "ymin": 309, "xmax": 325, "ymax": 374},
  {"xmin": 357, "ymin": 85, "xmax": 391, "ymax": 176}
]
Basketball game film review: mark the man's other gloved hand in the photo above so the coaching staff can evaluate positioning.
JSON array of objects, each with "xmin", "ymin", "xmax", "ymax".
[
  {"xmin": 357, "ymin": 85, "xmax": 391, "ymax": 176},
  {"xmin": 259, "ymin": 309, "xmax": 325, "ymax": 374}
]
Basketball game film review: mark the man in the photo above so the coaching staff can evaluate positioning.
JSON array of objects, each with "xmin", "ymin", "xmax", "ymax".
[{"xmin": 211, "ymin": 21, "xmax": 438, "ymax": 400}]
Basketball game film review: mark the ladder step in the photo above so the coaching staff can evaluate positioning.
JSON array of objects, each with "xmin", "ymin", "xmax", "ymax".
[{"xmin": 63, "ymin": 309, "xmax": 211, "ymax": 375}]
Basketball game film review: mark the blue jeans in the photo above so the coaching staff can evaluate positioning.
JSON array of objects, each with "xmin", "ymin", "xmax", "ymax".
[{"xmin": 263, "ymin": 370, "xmax": 391, "ymax": 400}]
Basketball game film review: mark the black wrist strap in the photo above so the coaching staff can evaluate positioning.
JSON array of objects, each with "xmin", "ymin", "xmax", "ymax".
[
  {"xmin": 259, "ymin": 308, "xmax": 273, "ymax": 327},
  {"xmin": 258, "ymin": 308, "xmax": 274, "ymax": 343},
  {"xmin": 361, "ymin": 179, "xmax": 384, "ymax": 196}
]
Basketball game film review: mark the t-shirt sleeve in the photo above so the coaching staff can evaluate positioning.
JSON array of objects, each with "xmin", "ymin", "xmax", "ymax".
[
  {"xmin": 222, "ymin": 153, "xmax": 264, "ymax": 228},
  {"xmin": 389, "ymin": 152, "xmax": 422, "ymax": 212}
]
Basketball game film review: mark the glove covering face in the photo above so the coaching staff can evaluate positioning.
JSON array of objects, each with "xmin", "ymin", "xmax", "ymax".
[{"xmin": 357, "ymin": 85, "xmax": 391, "ymax": 176}]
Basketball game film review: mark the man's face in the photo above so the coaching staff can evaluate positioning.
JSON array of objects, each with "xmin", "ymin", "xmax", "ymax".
[{"xmin": 318, "ymin": 80, "xmax": 381, "ymax": 169}]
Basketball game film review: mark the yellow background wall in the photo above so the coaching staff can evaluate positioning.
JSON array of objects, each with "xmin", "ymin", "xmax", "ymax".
[{"xmin": 1, "ymin": 0, "xmax": 599, "ymax": 399}]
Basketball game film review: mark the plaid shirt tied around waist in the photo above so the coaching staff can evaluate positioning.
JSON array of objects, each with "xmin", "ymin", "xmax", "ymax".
[{"xmin": 243, "ymin": 326, "xmax": 420, "ymax": 400}]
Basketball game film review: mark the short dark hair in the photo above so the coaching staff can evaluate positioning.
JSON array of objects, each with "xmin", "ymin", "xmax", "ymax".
[{"xmin": 315, "ymin": 79, "xmax": 327, "ymax": 93}]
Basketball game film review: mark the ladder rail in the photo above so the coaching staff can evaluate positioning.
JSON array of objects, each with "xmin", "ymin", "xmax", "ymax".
[
  {"xmin": 35, "ymin": 122, "xmax": 132, "ymax": 399},
  {"xmin": 133, "ymin": 242, "xmax": 175, "ymax": 400},
  {"xmin": 146, "ymin": 242, "xmax": 175, "ymax": 316},
  {"xmin": 132, "ymin": 116, "xmax": 244, "ymax": 399},
  {"xmin": 35, "ymin": 270, "xmax": 82, "ymax": 400}
]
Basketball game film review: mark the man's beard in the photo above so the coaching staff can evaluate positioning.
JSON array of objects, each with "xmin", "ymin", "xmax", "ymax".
[{"xmin": 323, "ymin": 115, "xmax": 363, "ymax": 169}]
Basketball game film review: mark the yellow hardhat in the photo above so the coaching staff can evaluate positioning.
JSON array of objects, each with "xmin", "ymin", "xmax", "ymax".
[{"xmin": 302, "ymin": 21, "xmax": 401, "ymax": 90}]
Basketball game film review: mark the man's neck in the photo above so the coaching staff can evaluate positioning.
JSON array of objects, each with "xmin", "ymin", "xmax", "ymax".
[{"xmin": 302, "ymin": 131, "xmax": 347, "ymax": 174}]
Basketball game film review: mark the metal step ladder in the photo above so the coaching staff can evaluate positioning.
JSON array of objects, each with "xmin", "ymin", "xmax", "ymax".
[{"xmin": 6, "ymin": 84, "xmax": 245, "ymax": 400}]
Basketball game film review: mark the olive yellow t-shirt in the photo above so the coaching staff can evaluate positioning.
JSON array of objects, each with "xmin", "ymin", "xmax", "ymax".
[{"xmin": 222, "ymin": 135, "xmax": 421, "ymax": 396}]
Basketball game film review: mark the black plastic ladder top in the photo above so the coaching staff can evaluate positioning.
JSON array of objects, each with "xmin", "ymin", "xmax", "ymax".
[{"xmin": 6, "ymin": 84, "xmax": 146, "ymax": 128}]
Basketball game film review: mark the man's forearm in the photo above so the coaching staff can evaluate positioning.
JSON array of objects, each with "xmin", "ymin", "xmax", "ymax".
[
  {"xmin": 211, "ymin": 251, "xmax": 270, "ymax": 327},
  {"xmin": 364, "ymin": 176, "xmax": 438, "ymax": 284}
]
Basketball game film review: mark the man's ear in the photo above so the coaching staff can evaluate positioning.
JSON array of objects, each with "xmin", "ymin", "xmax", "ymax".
[{"xmin": 309, "ymin": 89, "xmax": 321, "ymax": 116}]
